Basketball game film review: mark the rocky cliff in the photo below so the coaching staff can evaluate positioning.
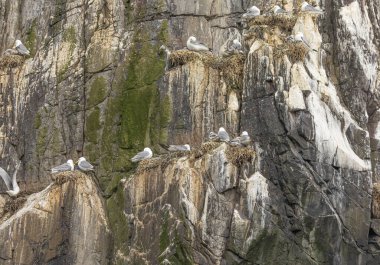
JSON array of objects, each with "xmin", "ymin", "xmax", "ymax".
[{"xmin": 0, "ymin": 0, "xmax": 380, "ymax": 264}]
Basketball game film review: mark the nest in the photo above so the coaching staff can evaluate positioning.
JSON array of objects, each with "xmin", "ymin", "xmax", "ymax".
[
  {"xmin": 248, "ymin": 15, "xmax": 297, "ymax": 32},
  {"xmin": 3, "ymin": 197, "xmax": 27, "ymax": 214},
  {"xmin": 169, "ymin": 50, "xmax": 245, "ymax": 89},
  {"xmin": 0, "ymin": 55, "xmax": 25, "ymax": 69},
  {"xmin": 52, "ymin": 171, "xmax": 87, "ymax": 185},
  {"xmin": 135, "ymin": 151, "xmax": 190, "ymax": 174},
  {"xmin": 190, "ymin": 142, "xmax": 222, "ymax": 159},
  {"xmin": 226, "ymin": 146, "xmax": 255, "ymax": 166},
  {"xmin": 273, "ymin": 42, "xmax": 309, "ymax": 63}
]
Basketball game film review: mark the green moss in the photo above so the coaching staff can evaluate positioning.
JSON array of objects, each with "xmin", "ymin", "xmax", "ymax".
[
  {"xmin": 87, "ymin": 77, "xmax": 107, "ymax": 108},
  {"xmin": 160, "ymin": 211, "xmax": 170, "ymax": 253},
  {"xmin": 26, "ymin": 19, "xmax": 37, "ymax": 56},
  {"xmin": 86, "ymin": 107, "xmax": 101, "ymax": 143},
  {"xmin": 36, "ymin": 126, "xmax": 48, "ymax": 157},
  {"xmin": 245, "ymin": 229, "xmax": 279, "ymax": 263},
  {"xmin": 63, "ymin": 25, "xmax": 77, "ymax": 53},
  {"xmin": 34, "ymin": 113, "xmax": 42, "ymax": 129}
]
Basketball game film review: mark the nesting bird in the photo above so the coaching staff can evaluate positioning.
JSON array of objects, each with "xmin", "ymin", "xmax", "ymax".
[
  {"xmin": 186, "ymin": 36, "xmax": 212, "ymax": 52},
  {"xmin": 131, "ymin": 147, "xmax": 153, "ymax": 162},
  {"xmin": 301, "ymin": 1, "xmax": 324, "ymax": 14},
  {"xmin": 166, "ymin": 144, "xmax": 191, "ymax": 152},
  {"xmin": 77, "ymin": 157, "xmax": 94, "ymax": 171},
  {"xmin": 273, "ymin": 5, "xmax": 289, "ymax": 14},
  {"xmin": 221, "ymin": 39, "xmax": 243, "ymax": 57},
  {"xmin": 242, "ymin": 6, "xmax": 261, "ymax": 19},
  {"xmin": 0, "ymin": 162, "xmax": 21, "ymax": 197},
  {"xmin": 209, "ymin": 131, "xmax": 219, "ymax": 141},
  {"xmin": 15, "ymin": 40, "xmax": 30, "ymax": 56},
  {"xmin": 51, "ymin": 159, "xmax": 74, "ymax": 173},
  {"xmin": 218, "ymin": 127, "xmax": 230, "ymax": 142},
  {"xmin": 229, "ymin": 131, "xmax": 251, "ymax": 147}
]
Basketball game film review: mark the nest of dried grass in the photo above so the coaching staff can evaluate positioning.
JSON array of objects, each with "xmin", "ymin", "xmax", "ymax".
[
  {"xmin": 169, "ymin": 50, "xmax": 245, "ymax": 89},
  {"xmin": 273, "ymin": 42, "xmax": 309, "ymax": 63},
  {"xmin": 135, "ymin": 151, "xmax": 191, "ymax": 174},
  {"xmin": 52, "ymin": 171, "xmax": 87, "ymax": 185},
  {"xmin": 190, "ymin": 142, "xmax": 222, "ymax": 159},
  {"xmin": 248, "ymin": 15, "xmax": 297, "ymax": 32},
  {"xmin": 226, "ymin": 146, "xmax": 255, "ymax": 166},
  {"xmin": 0, "ymin": 55, "xmax": 25, "ymax": 69},
  {"xmin": 3, "ymin": 197, "xmax": 27, "ymax": 214}
]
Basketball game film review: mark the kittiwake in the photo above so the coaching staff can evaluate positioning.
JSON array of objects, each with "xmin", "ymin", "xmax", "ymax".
[
  {"xmin": 209, "ymin": 131, "xmax": 219, "ymax": 141},
  {"xmin": 77, "ymin": 157, "xmax": 94, "ymax": 171},
  {"xmin": 131, "ymin": 147, "xmax": 153, "ymax": 162},
  {"xmin": 221, "ymin": 39, "xmax": 243, "ymax": 57},
  {"xmin": 301, "ymin": 1, "xmax": 324, "ymax": 14},
  {"xmin": 51, "ymin": 159, "xmax": 74, "ymax": 173},
  {"xmin": 218, "ymin": 127, "xmax": 230, "ymax": 142},
  {"xmin": 273, "ymin": 5, "xmax": 289, "ymax": 14},
  {"xmin": 167, "ymin": 144, "xmax": 191, "ymax": 152},
  {"xmin": 3, "ymin": 49, "xmax": 19, "ymax": 56},
  {"xmin": 15, "ymin": 40, "xmax": 30, "ymax": 56},
  {"xmin": 0, "ymin": 161, "xmax": 21, "ymax": 197},
  {"xmin": 240, "ymin": 131, "xmax": 251, "ymax": 146},
  {"xmin": 242, "ymin": 6, "xmax": 260, "ymax": 19},
  {"xmin": 187, "ymin": 36, "xmax": 212, "ymax": 52}
]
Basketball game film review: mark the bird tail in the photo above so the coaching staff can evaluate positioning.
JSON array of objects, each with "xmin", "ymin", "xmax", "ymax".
[{"xmin": 209, "ymin": 48, "xmax": 213, "ymax": 52}]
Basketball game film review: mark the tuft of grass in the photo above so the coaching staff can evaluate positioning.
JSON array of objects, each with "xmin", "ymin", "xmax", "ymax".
[
  {"xmin": 248, "ymin": 15, "xmax": 297, "ymax": 31},
  {"xmin": 169, "ymin": 50, "xmax": 245, "ymax": 89},
  {"xmin": 190, "ymin": 142, "xmax": 222, "ymax": 159},
  {"xmin": 0, "ymin": 55, "xmax": 25, "ymax": 69},
  {"xmin": 3, "ymin": 197, "xmax": 27, "ymax": 214},
  {"xmin": 273, "ymin": 42, "xmax": 309, "ymax": 63},
  {"xmin": 135, "ymin": 151, "xmax": 190, "ymax": 174},
  {"xmin": 226, "ymin": 146, "xmax": 255, "ymax": 166}
]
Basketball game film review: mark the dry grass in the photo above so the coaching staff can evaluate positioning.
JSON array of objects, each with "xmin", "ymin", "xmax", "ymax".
[
  {"xmin": 273, "ymin": 42, "xmax": 309, "ymax": 63},
  {"xmin": 3, "ymin": 197, "xmax": 27, "ymax": 214},
  {"xmin": 169, "ymin": 50, "xmax": 245, "ymax": 89},
  {"xmin": 52, "ymin": 171, "xmax": 87, "ymax": 185},
  {"xmin": 248, "ymin": 15, "xmax": 297, "ymax": 32},
  {"xmin": 135, "ymin": 151, "xmax": 191, "ymax": 174},
  {"xmin": 226, "ymin": 146, "xmax": 255, "ymax": 166},
  {"xmin": 0, "ymin": 55, "xmax": 25, "ymax": 69},
  {"xmin": 190, "ymin": 142, "xmax": 222, "ymax": 159}
]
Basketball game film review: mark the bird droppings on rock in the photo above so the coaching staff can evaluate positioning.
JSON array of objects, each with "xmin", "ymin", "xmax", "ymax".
[
  {"xmin": 226, "ymin": 146, "xmax": 256, "ymax": 166},
  {"xmin": 0, "ymin": 55, "xmax": 25, "ymax": 69}
]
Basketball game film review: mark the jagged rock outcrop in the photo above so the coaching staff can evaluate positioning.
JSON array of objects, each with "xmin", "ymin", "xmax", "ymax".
[
  {"xmin": 0, "ymin": 0, "xmax": 380, "ymax": 264},
  {"xmin": 0, "ymin": 172, "xmax": 112, "ymax": 264}
]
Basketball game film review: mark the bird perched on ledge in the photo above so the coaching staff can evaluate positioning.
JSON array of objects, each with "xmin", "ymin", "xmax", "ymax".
[
  {"xmin": 77, "ymin": 157, "xmax": 94, "ymax": 171},
  {"xmin": 301, "ymin": 1, "xmax": 324, "ymax": 14},
  {"xmin": 273, "ymin": 5, "xmax": 290, "ymax": 15},
  {"xmin": 242, "ymin": 6, "xmax": 260, "ymax": 20},
  {"xmin": 160, "ymin": 144, "xmax": 191, "ymax": 152},
  {"xmin": 51, "ymin": 159, "xmax": 75, "ymax": 173},
  {"xmin": 15, "ymin": 40, "xmax": 30, "ymax": 56},
  {"xmin": 131, "ymin": 147, "xmax": 153, "ymax": 162},
  {"xmin": 187, "ymin": 36, "xmax": 212, "ymax": 52}
]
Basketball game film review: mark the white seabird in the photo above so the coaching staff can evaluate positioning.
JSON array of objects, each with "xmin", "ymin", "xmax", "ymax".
[
  {"xmin": 273, "ymin": 5, "xmax": 289, "ymax": 14},
  {"xmin": 221, "ymin": 39, "xmax": 243, "ymax": 57},
  {"xmin": 301, "ymin": 2, "xmax": 324, "ymax": 14},
  {"xmin": 240, "ymin": 131, "xmax": 251, "ymax": 146},
  {"xmin": 51, "ymin": 159, "xmax": 74, "ymax": 173},
  {"xmin": 229, "ymin": 136, "xmax": 242, "ymax": 147},
  {"xmin": 295, "ymin": 32, "xmax": 311, "ymax": 48},
  {"xmin": 77, "ymin": 157, "xmax": 94, "ymax": 171},
  {"xmin": 131, "ymin": 147, "xmax": 153, "ymax": 162},
  {"xmin": 0, "ymin": 162, "xmax": 21, "ymax": 197},
  {"xmin": 186, "ymin": 36, "xmax": 212, "ymax": 52},
  {"xmin": 15, "ymin": 40, "xmax": 30, "ymax": 56},
  {"xmin": 218, "ymin": 127, "xmax": 230, "ymax": 142},
  {"xmin": 242, "ymin": 6, "xmax": 260, "ymax": 19},
  {"xmin": 168, "ymin": 144, "xmax": 191, "ymax": 152},
  {"xmin": 209, "ymin": 131, "xmax": 219, "ymax": 141}
]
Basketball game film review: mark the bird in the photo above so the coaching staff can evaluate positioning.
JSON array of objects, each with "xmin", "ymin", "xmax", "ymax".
[
  {"xmin": 2, "ymin": 49, "xmax": 19, "ymax": 56},
  {"xmin": 131, "ymin": 147, "xmax": 153, "ymax": 162},
  {"xmin": 77, "ymin": 157, "xmax": 94, "ymax": 171},
  {"xmin": 15, "ymin": 40, "xmax": 30, "ymax": 56},
  {"xmin": 51, "ymin": 159, "xmax": 75, "ymax": 173},
  {"xmin": 218, "ymin": 127, "xmax": 230, "ymax": 142},
  {"xmin": 186, "ymin": 36, "xmax": 212, "ymax": 52},
  {"xmin": 221, "ymin": 39, "xmax": 243, "ymax": 57},
  {"xmin": 242, "ymin": 6, "xmax": 260, "ymax": 19},
  {"xmin": 0, "ymin": 162, "xmax": 21, "ymax": 197},
  {"xmin": 229, "ymin": 136, "xmax": 242, "ymax": 147},
  {"xmin": 301, "ymin": 1, "xmax": 324, "ymax": 14},
  {"xmin": 161, "ymin": 144, "xmax": 191, "ymax": 152},
  {"xmin": 273, "ymin": 5, "xmax": 289, "ymax": 14},
  {"xmin": 209, "ymin": 131, "xmax": 219, "ymax": 141},
  {"xmin": 240, "ymin": 131, "xmax": 251, "ymax": 146}
]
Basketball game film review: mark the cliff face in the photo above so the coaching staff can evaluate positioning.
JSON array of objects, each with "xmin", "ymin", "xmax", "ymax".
[{"xmin": 0, "ymin": 0, "xmax": 380, "ymax": 264}]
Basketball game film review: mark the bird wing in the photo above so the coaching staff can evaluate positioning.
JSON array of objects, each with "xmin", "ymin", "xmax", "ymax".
[
  {"xmin": 218, "ymin": 131, "xmax": 230, "ymax": 141},
  {"xmin": 301, "ymin": 36, "xmax": 311, "ymax": 48},
  {"xmin": 303, "ymin": 5, "xmax": 323, "ymax": 12},
  {"xmin": 80, "ymin": 160, "xmax": 94, "ymax": 170},
  {"xmin": 0, "ymin": 167, "xmax": 12, "ymax": 190},
  {"xmin": 17, "ymin": 43, "xmax": 30, "ymax": 55},
  {"xmin": 51, "ymin": 163, "xmax": 71, "ymax": 173},
  {"xmin": 131, "ymin": 150, "xmax": 150, "ymax": 161},
  {"xmin": 169, "ymin": 145, "xmax": 189, "ymax": 151},
  {"xmin": 194, "ymin": 40, "xmax": 210, "ymax": 49}
]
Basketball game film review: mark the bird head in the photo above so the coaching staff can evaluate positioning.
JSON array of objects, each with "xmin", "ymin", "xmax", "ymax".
[
  {"xmin": 188, "ymin": 36, "xmax": 196, "ymax": 42},
  {"xmin": 301, "ymin": 2, "xmax": 309, "ymax": 8},
  {"xmin": 77, "ymin": 157, "xmax": 86, "ymax": 163},
  {"xmin": 15, "ymin": 40, "xmax": 22, "ymax": 47},
  {"xmin": 241, "ymin": 131, "xmax": 249, "ymax": 136},
  {"xmin": 184, "ymin": 144, "xmax": 191, "ymax": 151},
  {"xmin": 218, "ymin": 127, "xmax": 226, "ymax": 132},
  {"xmin": 273, "ymin": 5, "xmax": 281, "ymax": 12},
  {"xmin": 144, "ymin": 147, "xmax": 152, "ymax": 154},
  {"xmin": 233, "ymin": 39, "xmax": 240, "ymax": 45}
]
